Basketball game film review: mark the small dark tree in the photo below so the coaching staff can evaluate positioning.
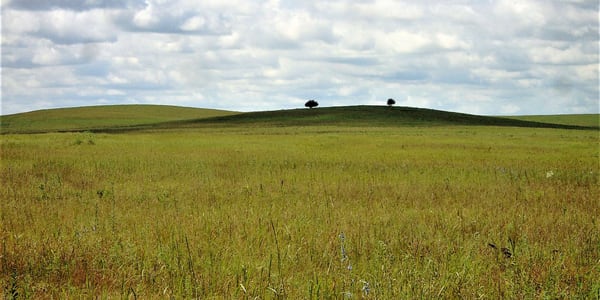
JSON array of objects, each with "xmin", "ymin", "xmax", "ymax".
[
  {"xmin": 305, "ymin": 99, "xmax": 319, "ymax": 109},
  {"xmin": 387, "ymin": 98, "xmax": 396, "ymax": 107}
]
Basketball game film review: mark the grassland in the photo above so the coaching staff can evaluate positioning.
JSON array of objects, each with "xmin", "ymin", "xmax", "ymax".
[
  {"xmin": 1, "ymin": 118, "xmax": 599, "ymax": 298},
  {"xmin": 1, "ymin": 106, "xmax": 599, "ymax": 298},
  {"xmin": 0, "ymin": 105, "xmax": 239, "ymax": 134},
  {"xmin": 101, "ymin": 106, "xmax": 600, "ymax": 132},
  {"xmin": 184, "ymin": 106, "xmax": 597, "ymax": 128},
  {"xmin": 2, "ymin": 105, "xmax": 598, "ymax": 134},
  {"xmin": 507, "ymin": 114, "xmax": 599, "ymax": 128}
]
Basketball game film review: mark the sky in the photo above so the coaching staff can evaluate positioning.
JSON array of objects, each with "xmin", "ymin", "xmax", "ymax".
[{"xmin": 1, "ymin": 0, "xmax": 598, "ymax": 116}]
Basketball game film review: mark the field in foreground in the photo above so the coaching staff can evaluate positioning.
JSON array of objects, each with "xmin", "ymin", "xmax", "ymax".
[{"xmin": 1, "ymin": 125, "xmax": 599, "ymax": 298}]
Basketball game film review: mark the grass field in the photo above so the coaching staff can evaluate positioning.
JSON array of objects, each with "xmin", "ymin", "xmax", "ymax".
[
  {"xmin": 0, "ymin": 105, "xmax": 239, "ymax": 134},
  {"xmin": 2, "ymin": 105, "xmax": 598, "ymax": 134},
  {"xmin": 1, "ymin": 123, "xmax": 599, "ymax": 298},
  {"xmin": 506, "ymin": 114, "xmax": 599, "ymax": 128},
  {"xmin": 0, "ymin": 106, "xmax": 599, "ymax": 298}
]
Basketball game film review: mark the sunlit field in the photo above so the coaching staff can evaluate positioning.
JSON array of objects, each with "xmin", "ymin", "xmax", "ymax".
[{"xmin": 1, "ymin": 125, "xmax": 598, "ymax": 298}]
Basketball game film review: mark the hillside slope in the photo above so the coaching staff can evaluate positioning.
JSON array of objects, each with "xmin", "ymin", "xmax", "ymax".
[
  {"xmin": 505, "ymin": 114, "xmax": 599, "ymax": 128},
  {"xmin": 0, "ymin": 105, "xmax": 239, "ymax": 133},
  {"xmin": 1, "ymin": 105, "xmax": 597, "ymax": 134},
  {"xmin": 153, "ymin": 106, "xmax": 598, "ymax": 130}
]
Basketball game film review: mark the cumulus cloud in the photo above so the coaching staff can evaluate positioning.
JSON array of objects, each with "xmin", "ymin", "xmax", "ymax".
[
  {"xmin": 2, "ymin": 8, "xmax": 118, "ymax": 46},
  {"xmin": 6, "ymin": 0, "xmax": 138, "ymax": 11},
  {"xmin": 109, "ymin": 0, "xmax": 246, "ymax": 36},
  {"xmin": 1, "ymin": 0, "xmax": 598, "ymax": 115}
]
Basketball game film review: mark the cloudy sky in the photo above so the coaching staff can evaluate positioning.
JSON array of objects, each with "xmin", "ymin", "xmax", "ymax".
[{"xmin": 1, "ymin": 0, "xmax": 598, "ymax": 116}]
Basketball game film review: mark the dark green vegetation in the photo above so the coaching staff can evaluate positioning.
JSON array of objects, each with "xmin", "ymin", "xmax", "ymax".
[
  {"xmin": 1, "ymin": 105, "xmax": 598, "ymax": 134},
  {"xmin": 0, "ymin": 104, "xmax": 239, "ymax": 134},
  {"xmin": 184, "ymin": 106, "xmax": 597, "ymax": 129}
]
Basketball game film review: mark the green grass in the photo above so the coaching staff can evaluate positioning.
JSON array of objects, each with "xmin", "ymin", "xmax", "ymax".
[
  {"xmin": 506, "ymin": 114, "xmax": 600, "ymax": 128},
  {"xmin": 140, "ymin": 106, "xmax": 599, "ymax": 131},
  {"xmin": 2, "ymin": 105, "xmax": 598, "ymax": 134},
  {"xmin": 0, "ymin": 104, "xmax": 239, "ymax": 134},
  {"xmin": 1, "ymin": 125, "xmax": 598, "ymax": 298}
]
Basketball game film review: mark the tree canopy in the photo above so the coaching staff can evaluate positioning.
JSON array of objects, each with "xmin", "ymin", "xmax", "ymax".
[{"xmin": 305, "ymin": 100, "xmax": 319, "ymax": 109}]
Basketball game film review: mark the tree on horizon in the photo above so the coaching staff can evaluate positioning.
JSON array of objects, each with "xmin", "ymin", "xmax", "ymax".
[
  {"xmin": 387, "ymin": 98, "xmax": 396, "ymax": 107},
  {"xmin": 305, "ymin": 100, "xmax": 319, "ymax": 109}
]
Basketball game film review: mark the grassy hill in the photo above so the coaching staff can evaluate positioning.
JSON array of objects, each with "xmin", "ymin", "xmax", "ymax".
[
  {"xmin": 505, "ymin": 114, "xmax": 599, "ymax": 128},
  {"xmin": 0, "ymin": 105, "xmax": 239, "ymax": 134},
  {"xmin": 146, "ymin": 106, "xmax": 598, "ymax": 131},
  {"xmin": 1, "ymin": 105, "xmax": 597, "ymax": 134}
]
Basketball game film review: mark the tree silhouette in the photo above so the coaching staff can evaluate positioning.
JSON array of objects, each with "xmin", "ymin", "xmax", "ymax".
[
  {"xmin": 387, "ymin": 98, "xmax": 396, "ymax": 107},
  {"xmin": 305, "ymin": 100, "xmax": 319, "ymax": 109}
]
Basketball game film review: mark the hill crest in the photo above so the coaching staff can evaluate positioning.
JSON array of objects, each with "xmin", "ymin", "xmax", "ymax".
[{"xmin": 1, "ymin": 104, "xmax": 597, "ymax": 134}]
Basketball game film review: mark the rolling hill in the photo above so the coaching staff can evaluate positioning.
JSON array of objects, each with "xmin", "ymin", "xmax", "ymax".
[
  {"xmin": 1, "ymin": 105, "xmax": 597, "ymax": 134},
  {"xmin": 0, "ymin": 105, "xmax": 239, "ymax": 134},
  {"xmin": 136, "ymin": 106, "xmax": 599, "ymax": 131},
  {"xmin": 505, "ymin": 114, "xmax": 599, "ymax": 128}
]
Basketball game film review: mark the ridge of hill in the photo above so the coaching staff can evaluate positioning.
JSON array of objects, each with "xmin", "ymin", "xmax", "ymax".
[
  {"xmin": 145, "ymin": 105, "xmax": 598, "ymax": 131},
  {"xmin": 1, "ymin": 105, "xmax": 597, "ymax": 134}
]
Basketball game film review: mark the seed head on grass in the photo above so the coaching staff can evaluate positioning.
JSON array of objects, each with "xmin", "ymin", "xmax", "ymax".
[
  {"xmin": 361, "ymin": 280, "xmax": 370, "ymax": 296},
  {"xmin": 339, "ymin": 232, "xmax": 352, "ymax": 271},
  {"xmin": 339, "ymin": 232, "xmax": 347, "ymax": 262}
]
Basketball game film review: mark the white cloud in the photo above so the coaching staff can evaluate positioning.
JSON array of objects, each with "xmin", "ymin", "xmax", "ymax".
[
  {"xmin": 529, "ymin": 44, "xmax": 596, "ymax": 65},
  {"xmin": 180, "ymin": 16, "xmax": 207, "ymax": 32},
  {"xmin": 1, "ymin": 0, "xmax": 598, "ymax": 116},
  {"xmin": 31, "ymin": 46, "xmax": 62, "ymax": 65},
  {"xmin": 132, "ymin": 2, "xmax": 156, "ymax": 28},
  {"xmin": 3, "ymin": 9, "xmax": 118, "ymax": 45},
  {"xmin": 495, "ymin": 0, "xmax": 548, "ymax": 27},
  {"xmin": 354, "ymin": 0, "xmax": 424, "ymax": 20},
  {"xmin": 117, "ymin": 0, "xmax": 232, "ymax": 35},
  {"xmin": 435, "ymin": 33, "xmax": 470, "ymax": 51},
  {"xmin": 377, "ymin": 30, "xmax": 431, "ymax": 54}
]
